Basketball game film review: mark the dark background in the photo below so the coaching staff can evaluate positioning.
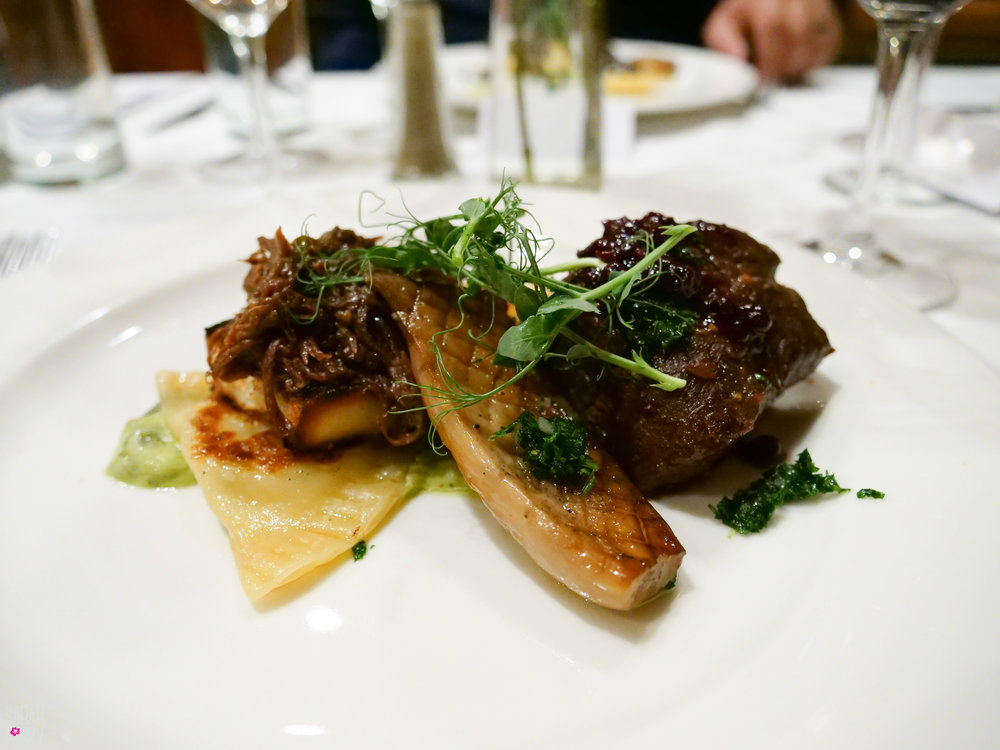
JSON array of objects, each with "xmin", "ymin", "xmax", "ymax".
[{"xmin": 92, "ymin": 0, "xmax": 1000, "ymax": 73}]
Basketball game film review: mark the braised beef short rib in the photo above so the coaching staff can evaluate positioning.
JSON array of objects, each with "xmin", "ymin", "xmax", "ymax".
[{"xmin": 558, "ymin": 215, "xmax": 831, "ymax": 492}]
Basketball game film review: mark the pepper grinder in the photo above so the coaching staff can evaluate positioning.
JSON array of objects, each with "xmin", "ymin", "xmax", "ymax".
[{"xmin": 386, "ymin": 0, "xmax": 457, "ymax": 179}]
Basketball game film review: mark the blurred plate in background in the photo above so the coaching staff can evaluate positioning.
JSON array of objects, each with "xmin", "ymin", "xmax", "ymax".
[{"xmin": 443, "ymin": 39, "xmax": 759, "ymax": 116}]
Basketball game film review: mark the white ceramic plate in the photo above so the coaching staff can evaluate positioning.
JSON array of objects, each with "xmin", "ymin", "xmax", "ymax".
[
  {"xmin": 443, "ymin": 39, "xmax": 759, "ymax": 115},
  {"xmin": 2, "ymin": 194, "xmax": 1000, "ymax": 749}
]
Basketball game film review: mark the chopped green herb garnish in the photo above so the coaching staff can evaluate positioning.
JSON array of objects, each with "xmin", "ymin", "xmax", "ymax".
[
  {"xmin": 351, "ymin": 540, "xmax": 368, "ymax": 561},
  {"xmin": 856, "ymin": 488, "xmax": 886, "ymax": 499},
  {"xmin": 494, "ymin": 411, "xmax": 598, "ymax": 492},
  {"xmin": 710, "ymin": 450, "xmax": 848, "ymax": 534},
  {"xmin": 618, "ymin": 296, "xmax": 698, "ymax": 359}
]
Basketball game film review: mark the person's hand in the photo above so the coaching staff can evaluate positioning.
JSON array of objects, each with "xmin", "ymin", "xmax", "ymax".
[{"xmin": 702, "ymin": 0, "xmax": 843, "ymax": 82}]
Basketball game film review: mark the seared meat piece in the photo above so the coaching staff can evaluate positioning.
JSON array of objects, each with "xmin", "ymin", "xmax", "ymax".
[
  {"xmin": 562, "ymin": 215, "xmax": 832, "ymax": 492},
  {"xmin": 373, "ymin": 272, "xmax": 685, "ymax": 610},
  {"xmin": 206, "ymin": 228, "xmax": 426, "ymax": 447}
]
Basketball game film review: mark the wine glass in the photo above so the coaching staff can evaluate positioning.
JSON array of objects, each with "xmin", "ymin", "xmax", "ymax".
[
  {"xmin": 186, "ymin": 0, "xmax": 289, "ymax": 183},
  {"xmin": 819, "ymin": 0, "xmax": 972, "ymax": 310},
  {"xmin": 824, "ymin": 15, "xmax": 944, "ymax": 206}
]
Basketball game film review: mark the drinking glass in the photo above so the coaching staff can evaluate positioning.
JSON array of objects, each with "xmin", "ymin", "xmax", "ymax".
[
  {"xmin": 0, "ymin": 0, "xmax": 125, "ymax": 184},
  {"xmin": 185, "ymin": 0, "xmax": 289, "ymax": 183},
  {"xmin": 486, "ymin": 0, "xmax": 604, "ymax": 188},
  {"xmin": 819, "ymin": 0, "xmax": 972, "ymax": 310},
  {"xmin": 824, "ymin": 17, "xmax": 944, "ymax": 206}
]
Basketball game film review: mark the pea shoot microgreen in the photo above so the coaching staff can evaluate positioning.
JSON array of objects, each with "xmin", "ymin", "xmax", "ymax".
[{"xmin": 290, "ymin": 179, "xmax": 697, "ymax": 421}]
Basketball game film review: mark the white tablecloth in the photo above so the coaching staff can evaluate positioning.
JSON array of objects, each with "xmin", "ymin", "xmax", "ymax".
[{"xmin": 1, "ymin": 64, "xmax": 998, "ymax": 379}]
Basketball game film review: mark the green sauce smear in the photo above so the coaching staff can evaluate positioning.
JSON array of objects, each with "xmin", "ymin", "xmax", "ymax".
[
  {"xmin": 493, "ymin": 411, "xmax": 598, "ymax": 493},
  {"xmin": 710, "ymin": 450, "xmax": 847, "ymax": 534},
  {"xmin": 407, "ymin": 450, "xmax": 471, "ymax": 493},
  {"xmin": 106, "ymin": 407, "xmax": 196, "ymax": 489}
]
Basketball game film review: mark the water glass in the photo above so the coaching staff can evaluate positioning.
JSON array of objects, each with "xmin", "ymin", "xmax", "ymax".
[
  {"xmin": 0, "ymin": 0, "xmax": 125, "ymax": 184},
  {"xmin": 486, "ymin": 0, "xmax": 604, "ymax": 188}
]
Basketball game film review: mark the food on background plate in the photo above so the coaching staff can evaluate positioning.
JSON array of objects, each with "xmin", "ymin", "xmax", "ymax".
[
  {"xmin": 468, "ymin": 51, "xmax": 678, "ymax": 102},
  {"xmin": 120, "ymin": 182, "xmax": 832, "ymax": 609},
  {"xmin": 603, "ymin": 56, "xmax": 677, "ymax": 97}
]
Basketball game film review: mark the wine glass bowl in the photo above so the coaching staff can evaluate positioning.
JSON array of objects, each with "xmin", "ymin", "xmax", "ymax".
[
  {"xmin": 856, "ymin": 0, "xmax": 968, "ymax": 22},
  {"xmin": 188, "ymin": 0, "xmax": 288, "ymax": 39},
  {"xmin": 817, "ymin": 0, "xmax": 972, "ymax": 310}
]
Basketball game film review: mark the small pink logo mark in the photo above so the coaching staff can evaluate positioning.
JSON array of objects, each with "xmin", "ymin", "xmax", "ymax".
[{"xmin": 10, "ymin": 727, "xmax": 20, "ymax": 736}]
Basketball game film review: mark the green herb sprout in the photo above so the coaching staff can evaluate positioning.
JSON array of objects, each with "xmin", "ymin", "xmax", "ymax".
[{"xmin": 290, "ymin": 180, "xmax": 697, "ymax": 432}]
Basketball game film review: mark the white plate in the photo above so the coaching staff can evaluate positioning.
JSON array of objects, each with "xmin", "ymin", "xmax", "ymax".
[
  {"xmin": 2, "ymin": 192, "xmax": 1000, "ymax": 749},
  {"xmin": 443, "ymin": 39, "xmax": 759, "ymax": 115}
]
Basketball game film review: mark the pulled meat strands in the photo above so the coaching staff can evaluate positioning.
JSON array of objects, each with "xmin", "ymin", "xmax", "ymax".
[
  {"xmin": 206, "ymin": 228, "xmax": 426, "ymax": 447},
  {"xmin": 373, "ymin": 272, "xmax": 684, "ymax": 611},
  {"xmin": 565, "ymin": 216, "xmax": 832, "ymax": 492}
]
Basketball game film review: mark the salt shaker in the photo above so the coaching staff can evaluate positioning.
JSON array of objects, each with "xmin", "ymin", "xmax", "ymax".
[{"xmin": 386, "ymin": 0, "xmax": 457, "ymax": 179}]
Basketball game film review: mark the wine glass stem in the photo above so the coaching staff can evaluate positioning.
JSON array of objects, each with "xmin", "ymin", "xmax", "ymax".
[
  {"xmin": 231, "ymin": 32, "xmax": 281, "ymax": 180},
  {"xmin": 852, "ymin": 18, "xmax": 941, "ymax": 215},
  {"xmin": 888, "ymin": 24, "xmax": 943, "ymax": 171}
]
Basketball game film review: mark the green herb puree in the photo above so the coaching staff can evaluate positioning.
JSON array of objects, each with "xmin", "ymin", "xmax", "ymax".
[
  {"xmin": 856, "ymin": 488, "xmax": 886, "ymax": 499},
  {"xmin": 106, "ymin": 407, "xmax": 196, "ymax": 489},
  {"xmin": 710, "ymin": 450, "xmax": 847, "ymax": 534},
  {"xmin": 494, "ymin": 411, "xmax": 598, "ymax": 492},
  {"xmin": 408, "ymin": 450, "xmax": 471, "ymax": 493}
]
